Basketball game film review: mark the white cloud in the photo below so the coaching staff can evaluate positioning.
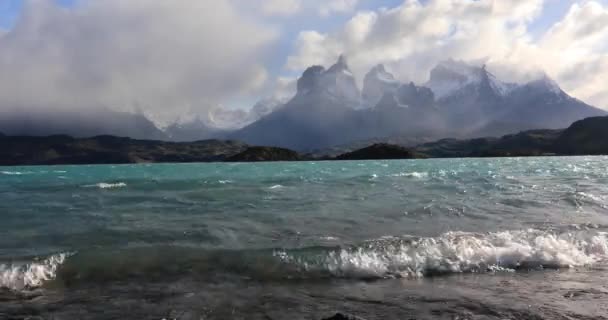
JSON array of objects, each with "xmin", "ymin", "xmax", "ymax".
[
  {"xmin": 272, "ymin": 76, "xmax": 298, "ymax": 100},
  {"xmin": 0, "ymin": 0, "xmax": 278, "ymax": 121},
  {"xmin": 261, "ymin": 0, "xmax": 301, "ymax": 16},
  {"xmin": 253, "ymin": 0, "xmax": 358, "ymax": 17},
  {"xmin": 319, "ymin": 0, "xmax": 359, "ymax": 17},
  {"xmin": 286, "ymin": 0, "xmax": 608, "ymax": 108}
]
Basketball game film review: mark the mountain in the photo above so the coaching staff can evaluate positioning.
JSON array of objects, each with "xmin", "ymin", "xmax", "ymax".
[
  {"xmin": 231, "ymin": 56, "xmax": 369, "ymax": 150},
  {"xmin": 497, "ymin": 75, "xmax": 605, "ymax": 130},
  {"xmin": 426, "ymin": 60, "xmax": 606, "ymax": 137},
  {"xmin": 164, "ymin": 116, "xmax": 227, "ymax": 142},
  {"xmin": 232, "ymin": 57, "xmax": 445, "ymax": 151},
  {"xmin": 0, "ymin": 108, "xmax": 168, "ymax": 140},
  {"xmin": 362, "ymin": 64, "xmax": 400, "ymax": 106},
  {"xmin": 426, "ymin": 60, "xmax": 516, "ymax": 133},
  {"xmin": 179, "ymin": 59, "xmax": 608, "ymax": 150},
  {"xmin": 5, "ymin": 58, "xmax": 603, "ymax": 151}
]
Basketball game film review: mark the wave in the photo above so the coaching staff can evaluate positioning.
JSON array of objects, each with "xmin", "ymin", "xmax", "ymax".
[
  {"xmin": 2, "ymin": 228, "xmax": 606, "ymax": 290},
  {"xmin": 274, "ymin": 228, "xmax": 608, "ymax": 279},
  {"xmin": 0, "ymin": 253, "xmax": 71, "ymax": 291},
  {"xmin": 391, "ymin": 172, "xmax": 428, "ymax": 179},
  {"xmin": 1, "ymin": 171, "xmax": 33, "ymax": 175},
  {"xmin": 85, "ymin": 182, "xmax": 127, "ymax": 189}
]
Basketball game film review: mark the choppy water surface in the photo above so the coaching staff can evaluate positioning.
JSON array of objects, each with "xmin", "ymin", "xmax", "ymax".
[{"xmin": 1, "ymin": 157, "xmax": 608, "ymax": 319}]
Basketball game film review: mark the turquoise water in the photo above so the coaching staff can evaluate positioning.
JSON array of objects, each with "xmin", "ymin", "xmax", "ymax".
[{"xmin": 2, "ymin": 157, "xmax": 608, "ymax": 319}]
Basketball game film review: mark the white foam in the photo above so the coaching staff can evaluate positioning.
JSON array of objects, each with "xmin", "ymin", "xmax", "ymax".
[
  {"xmin": 269, "ymin": 184, "xmax": 285, "ymax": 190},
  {"xmin": 392, "ymin": 172, "xmax": 428, "ymax": 179},
  {"xmin": 276, "ymin": 229, "xmax": 608, "ymax": 279},
  {"xmin": 88, "ymin": 182, "xmax": 127, "ymax": 189},
  {"xmin": 218, "ymin": 180, "xmax": 233, "ymax": 184},
  {"xmin": 1, "ymin": 171, "xmax": 32, "ymax": 175},
  {"xmin": 0, "ymin": 253, "xmax": 71, "ymax": 290}
]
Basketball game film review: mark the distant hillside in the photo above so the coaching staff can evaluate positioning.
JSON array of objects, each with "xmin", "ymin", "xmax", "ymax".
[
  {"xmin": 0, "ymin": 135, "xmax": 247, "ymax": 166},
  {"xmin": 226, "ymin": 146, "xmax": 302, "ymax": 162},
  {"xmin": 415, "ymin": 116, "xmax": 608, "ymax": 158},
  {"xmin": 555, "ymin": 116, "xmax": 608, "ymax": 155},
  {"xmin": 1, "ymin": 116, "xmax": 607, "ymax": 166}
]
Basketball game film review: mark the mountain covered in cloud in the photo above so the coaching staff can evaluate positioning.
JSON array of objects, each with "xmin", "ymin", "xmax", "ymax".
[
  {"xmin": 0, "ymin": 56, "xmax": 604, "ymax": 150},
  {"xmin": 232, "ymin": 57, "xmax": 606, "ymax": 150},
  {"xmin": 0, "ymin": 108, "xmax": 168, "ymax": 140},
  {"xmin": 164, "ymin": 98, "xmax": 285, "ymax": 141}
]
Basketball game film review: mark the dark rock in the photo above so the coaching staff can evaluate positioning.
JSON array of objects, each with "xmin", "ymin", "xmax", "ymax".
[
  {"xmin": 335, "ymin": 143, "xmax": 425, "ymax": 160},
  {"xmin": 225, "ymin": 146, "xmax": 302, "ymax": 162},
  {"xmin": 322, "ymin": 313, "xmax": 366, "ymax": 320}
]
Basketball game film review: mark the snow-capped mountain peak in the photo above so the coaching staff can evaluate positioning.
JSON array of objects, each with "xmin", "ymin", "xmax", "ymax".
[
  {"xmin": 296, "ymin": 55, "xmax": 361, "ymax": 104},
  {"xmin": 526, "ymin": 73, "xmax": 563, "ymax": 96},
  {"xmin": 426, "ymin": 60, "xmax": 515, "ymax": 99},
  {"xmin": 362, "ymin": 64, "xmax": 400, "ymax": 106}
]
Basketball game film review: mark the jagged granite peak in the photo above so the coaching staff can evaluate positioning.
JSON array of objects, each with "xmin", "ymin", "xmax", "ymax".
[
  {"xmin": 296, "ymin": 65, "xmax": 326, "ymax": 94},
  {"xmin": 396, "ymin": 82, "xmax": 435, "ymax": 109},
  {"xmin": 327, "ymin": 54, "xmax": 350, "ymax": 73},
  {"xmin": 322, "ymin": 55, "xmax": 360, "ymax": 103},
  {"xmin": 233, "ymin": 57, "xmax": 606, "ymax": 151},
  {"xmin": 250, "ymin": 97, "xmax": 284, "ymax": 119},
  {"xmin": 525, "ymin": 73, "xmax": 564, "ymax": 96},
  {"xmin": 426, "ymin": 59, "xmax": 514, "ymax": 99},
  {"xmin": 362, "ymin": 64, "xmax": 400, "ymax": 105},
  {"xmin": 295, "ymin": 55, "xmax": 360, "ymax": 104},
  {"xmin": 375, "ymin": 91, "xmax": 404, "ymax": 110}
]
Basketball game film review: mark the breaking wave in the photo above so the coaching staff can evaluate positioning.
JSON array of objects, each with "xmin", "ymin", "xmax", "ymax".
[
  {"xmin": 2, "ymin": 228, "xmax": 607, "ymax": 290},
  {"xmin": 275, "ymin": 228, "xmax": 608, "ymax": 279},
  {"xmin": 0, "ymin": 253, "xmax": 71, "ymax": 291}
]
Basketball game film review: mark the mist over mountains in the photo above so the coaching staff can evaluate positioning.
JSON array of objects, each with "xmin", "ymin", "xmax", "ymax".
[
  {"xmin": 2, "ymin": 57, "xmax": 605, "ymax": 151},
  {"xmin": 231, "ymin": 57, "xmax": 605, "ymax": 150}
]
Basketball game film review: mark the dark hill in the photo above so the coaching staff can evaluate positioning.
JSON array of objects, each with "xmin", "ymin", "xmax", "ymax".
[
  {"xmin": 1, "ymin": 116, "xmax": 608, "ymax": 166},
  {"xmin": 0, "ymin": 135, "xmax": 247, "ymax": 166},
  {"xmin": 335, "ymin": 143, "xmax": 425, "ymax": 160},
  {"xmin": 226, "ymin": 146, "xmax": 302, "ymax": 162},
  {"xmin": 555, "ymin": 116, "xmax": 608, "ymax": 155},
  {"xmin": 415, "ymin": 116, "xmax": 608, "ymax": 158}
]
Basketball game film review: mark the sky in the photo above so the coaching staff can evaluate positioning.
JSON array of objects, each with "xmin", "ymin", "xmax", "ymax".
[{"xmin": 0, "ymin": 0, "xmax": 607, "ymax": 125}]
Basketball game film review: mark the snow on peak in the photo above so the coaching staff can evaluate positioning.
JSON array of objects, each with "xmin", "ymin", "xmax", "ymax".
[
  {"xmin": 527, "ymin": 73, "xmax": 563, "ymax": 96},
  {"xmin": 368, "ymin": 64, "xmax": 397, "ymax": 83},
  {"xmin": 329, "ymin": 54, "xmax": 348, "ymax": 70},
  {"xmin": 362, "ymin": 64, "xmax": 400, "ymax": 106},
  {"xmin": 296, "ymin": 55, "xmax": 360, "ymax": 104},
  {"xmin": 426, "ymin": 60, "xmax": 515, "ymax": 99}
]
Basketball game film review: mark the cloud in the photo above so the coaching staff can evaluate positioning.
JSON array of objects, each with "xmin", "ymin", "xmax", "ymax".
[
  {"xmin": 286, "ymin": 0, "xmax": 608, "ymax": 108},
  {"xmin": 319, "ymin": 0, "xmax": 359, "ymax": 17},
  {"xmin": 0, "ymin": 0, "xmax": 278, "ymax": 122},
  {"xmin": 261, "ymin": 0, "xmax": 301, "ymax": 16},
  {"xmin": 271, "ymin": 76, "xmax": 298, "ymax": 100},
  {"xmin": 256, "ymin": 0, "xmax": 358, "ymax": 17}
]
